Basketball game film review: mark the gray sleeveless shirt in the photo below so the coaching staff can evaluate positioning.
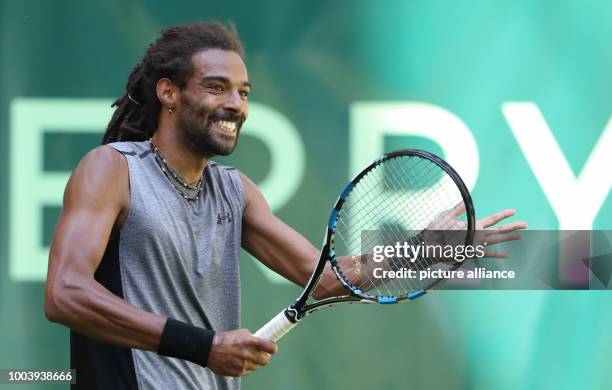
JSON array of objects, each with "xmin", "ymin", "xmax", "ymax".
[{"xmin": 108, "ymin": 141, "xmax": 243, "ymax": 389}]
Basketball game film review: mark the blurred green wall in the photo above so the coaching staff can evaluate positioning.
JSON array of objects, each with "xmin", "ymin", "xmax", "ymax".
[{"xmin": 1, "ymin": 1, "xmax": 611, "ymax": 389}]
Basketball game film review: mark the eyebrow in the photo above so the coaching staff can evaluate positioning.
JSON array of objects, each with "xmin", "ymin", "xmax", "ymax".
[{"xmin": 201, "ymin": 76, "xmax": 251, "ymax": 89}]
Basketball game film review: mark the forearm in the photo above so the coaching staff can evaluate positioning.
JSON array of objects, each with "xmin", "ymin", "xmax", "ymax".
[
  {"xmin": 242, "ymin": 220, "xmax": 353, "ymax": 299},
  {"xmin": 46, "ymin": 271, "xmax": 215, "ymax": 367},
  {"xmin": 312, "ymin": 255, "xmax": 362, "ymax": 299},
  {"xmin": 45, "ymin": 271, "xmax": 166, "ymax": 351},
  {"xmin": 312, "ymin": 268, "xmax": 346, "ymax": 299}
]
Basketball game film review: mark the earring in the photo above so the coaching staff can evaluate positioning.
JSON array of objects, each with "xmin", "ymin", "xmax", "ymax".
[{"xmin": 168, "ymin": 106, "xmax": 175, "ymax": 114}]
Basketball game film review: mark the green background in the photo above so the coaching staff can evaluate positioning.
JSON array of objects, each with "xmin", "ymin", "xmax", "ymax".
[{"xmin": 1, "ymin": 1, "xmax": 611, "ymax": 389}]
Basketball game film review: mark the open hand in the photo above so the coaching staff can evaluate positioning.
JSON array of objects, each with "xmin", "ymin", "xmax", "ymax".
[{"xmin": 427, "ymin": 204, "xmax": 527, "ymax": 259}]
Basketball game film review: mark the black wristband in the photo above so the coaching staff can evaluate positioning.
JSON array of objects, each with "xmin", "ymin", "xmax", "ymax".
[{"xmin": 158, "ymin": 318, "xmax": 215, "ymax": 367}]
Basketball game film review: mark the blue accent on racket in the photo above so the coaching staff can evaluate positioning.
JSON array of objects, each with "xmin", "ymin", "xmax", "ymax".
[
  {"xmin": 408, "ymin": 290, "xmax": 427, "ymax": 300},
  {"xmin": 340, "ymin": 182, "xmax": 353, "ymax": 200},
  {"xmin": 327, "ymin": 209, "xmax": 339, "ymax": 230}
]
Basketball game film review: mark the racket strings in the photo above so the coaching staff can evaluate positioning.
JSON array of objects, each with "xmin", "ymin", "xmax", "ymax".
[
  {"xmin": 332, "ymin": 155, "xmax": 468, "ymax": 298},
  {"xmin": 339, "ymin": 203, "xmax": 449, "ymax": 295},
  {"xmin": 340, "ymin": 157, "xmax": 458, "ymax": 235},
  {"xmin": 356, "ymin": 164, "xmax": 454, "ymax": 293},
  {"xmin": 377, "ymin": 162, "xmax": 466, "ymax": 292},
  {"xmin": 399, "ymin": 160, "xmax": 469, "ymax": 229},
  {"xmin": 336, "ymin": 158, "xmax": 434, "ymax": 254},
  {"xmin": 349, "ymin": 167, "xmax": 442, "ymax": 294},
  {"xmin": 337, "ymin": 158, "xmax": 453, "ymax": 255},
  {"xmin": 337, "ymin": 157, "xmax": 433, "ymax": 236},
  {"xmin": 338, "ymin": 172, "xmax": 428, "ymax": 294}
]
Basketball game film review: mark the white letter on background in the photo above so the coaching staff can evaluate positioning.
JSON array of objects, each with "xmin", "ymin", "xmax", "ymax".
[
  {"xmin": 10, "ymin": 98, "xmax": 114, "ymax": 281},
  {"xmin": 502, "ymin": 102, "xmax": 612, "ymax": 229}
]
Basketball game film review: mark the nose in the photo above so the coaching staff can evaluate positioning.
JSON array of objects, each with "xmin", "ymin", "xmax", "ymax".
[{"xmin": 223, "ymin": 89, "xmax": 244, "ymax": 114}]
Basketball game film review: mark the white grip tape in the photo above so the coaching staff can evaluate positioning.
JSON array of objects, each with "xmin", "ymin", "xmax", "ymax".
[{"xmin": 253, "ymin": 310, "xmax": 297, "ymax": 342}]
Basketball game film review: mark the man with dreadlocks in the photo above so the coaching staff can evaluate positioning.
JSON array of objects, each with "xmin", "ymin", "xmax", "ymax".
[{"xmin": 44, "ymin": 21, "xmax": 340, "ymax": 389}]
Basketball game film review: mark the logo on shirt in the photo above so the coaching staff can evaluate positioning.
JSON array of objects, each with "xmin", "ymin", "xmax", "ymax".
[{"xmin": 217, "ymin": 212, "xmax": 233, "ymax": 225}]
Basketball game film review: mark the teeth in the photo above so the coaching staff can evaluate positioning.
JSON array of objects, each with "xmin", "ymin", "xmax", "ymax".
[{"xmin": 214, "ymin": 120, "xmax": 237, "ymax": 133}]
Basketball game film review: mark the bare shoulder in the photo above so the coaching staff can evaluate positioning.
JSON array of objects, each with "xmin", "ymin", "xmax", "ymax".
[
  {"xmin": 236, "ymin": 170, "xmax": 256, "ymax": 190},
  {"xmin": 236, "ymin": 170, "xmax": 269, "ymax": 212},
  {"xmin": 76, "ymin": 145, "xmax": 127, "ymax": 175},
  {"xmin": 64, "ymin": 145, "xmax": 129, "ymax": 215}
]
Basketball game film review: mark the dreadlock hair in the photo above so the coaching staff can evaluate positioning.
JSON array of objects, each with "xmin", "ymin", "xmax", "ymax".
[{"xmin": 102, "ymin": 21, "xmax": 245, "ymax": 144}]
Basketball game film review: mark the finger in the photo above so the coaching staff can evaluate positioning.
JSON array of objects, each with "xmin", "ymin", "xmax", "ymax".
[
  {"xmin": 231, "ymin": 362, "xmax": 253, "ymax": 378},
  {"xmin": 241, "ymin": 362, "xmax": 257, "ymax": 376},
  {"xmin": 252, "ymin": 351, "xmax": 271, "ymax": 366},
  {"xmin": 449, "ymin": 202, "xmax": 466, "ymax": 217},
  {"xmin": 483, "ymin": 250, "xmax": 508, "ymax": 259},
  {"xmin": 483, "ymin": 233, "xmax": 521, "ymax": 246},
  {"xmin": 445, "ymin": 219, "xmax": 466, "ymax": 230},
  {"xmin": 484, "ymin": 221, "xmax": 528, "ymax": 236},
  {"xmin": 252, "ymin": 337, "xmax": 278, "ymax": 354},
  {"xmin": 478, "ymin": 209, "xmax": 516, "ymax": 228}
]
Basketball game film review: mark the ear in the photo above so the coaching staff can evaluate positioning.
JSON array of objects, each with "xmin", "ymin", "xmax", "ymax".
[{"xmin": 156, "ymin": 78, "xmax": 178, "ymax": 109}]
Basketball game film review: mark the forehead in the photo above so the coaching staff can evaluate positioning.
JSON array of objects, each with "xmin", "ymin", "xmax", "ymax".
[{"xmin": 190, "ymin": 49, "xmax": 248, "ymax": 81}]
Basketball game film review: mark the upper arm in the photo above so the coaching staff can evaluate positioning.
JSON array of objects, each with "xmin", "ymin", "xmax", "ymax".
[
  {"xmin": 239, "ymin": 171, "xmax": 277, "ymax": 253},
  {"xmin": 239, "ymin": 172, "xmax": 319, "ymax": 286},
  {"xmin": 240, "ymin": 171, "xmax": 272, "ymax": 225},
  {"xmin": 46, "ymin": 146, "xmax": 129, "ymax": 295}
]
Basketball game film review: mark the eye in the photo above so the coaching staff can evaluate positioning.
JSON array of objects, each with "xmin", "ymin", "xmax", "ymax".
[
  {"xmin": 205, "ymin": 84, "xmax": 225, "ymax": 93},
  {"xmin": 239, "ymin": 89, "xmax": 250, "ymax": 98}
]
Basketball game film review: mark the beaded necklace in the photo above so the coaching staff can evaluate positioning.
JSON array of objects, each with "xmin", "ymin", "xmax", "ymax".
[{"xmin": 149, "ymin": 139, "xmax": 203, "ymax": 201}]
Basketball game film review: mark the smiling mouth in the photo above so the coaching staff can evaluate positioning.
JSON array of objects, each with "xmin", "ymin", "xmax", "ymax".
[{"xmin": 213, "ymin": 119, "xmax": 238, "ymax": 134}]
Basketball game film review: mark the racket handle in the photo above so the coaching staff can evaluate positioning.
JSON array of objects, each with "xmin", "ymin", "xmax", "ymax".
[{"xmin": 253, "ymin": 310, "xmax": 297, "ymax": 342}]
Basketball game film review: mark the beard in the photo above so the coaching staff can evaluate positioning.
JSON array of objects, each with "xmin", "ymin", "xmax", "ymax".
[{"xmin": 176, "ymin": 97, "xmax": 244, "ymax": 157}]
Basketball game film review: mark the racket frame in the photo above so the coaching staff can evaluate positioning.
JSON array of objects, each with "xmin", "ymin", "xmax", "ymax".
[{"xmin": 272, "ymin": 150, "xmax": 474, "ymax": 324}]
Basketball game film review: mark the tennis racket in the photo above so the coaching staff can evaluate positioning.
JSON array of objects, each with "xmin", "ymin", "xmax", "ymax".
[{"xmin": 254, "ymin": 149, "xmax": 475, "ymax": 341}]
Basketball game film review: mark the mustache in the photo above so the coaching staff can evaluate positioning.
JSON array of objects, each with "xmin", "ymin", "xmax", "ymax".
[{"xmin": 208, "ymin": 111, "xmax": 243, "ymax": 123}]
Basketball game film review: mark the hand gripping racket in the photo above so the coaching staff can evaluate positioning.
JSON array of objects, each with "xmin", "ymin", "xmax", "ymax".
[{"xmin": 254, "ymin": 150, "xmax": 475, "ymax": 341}]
